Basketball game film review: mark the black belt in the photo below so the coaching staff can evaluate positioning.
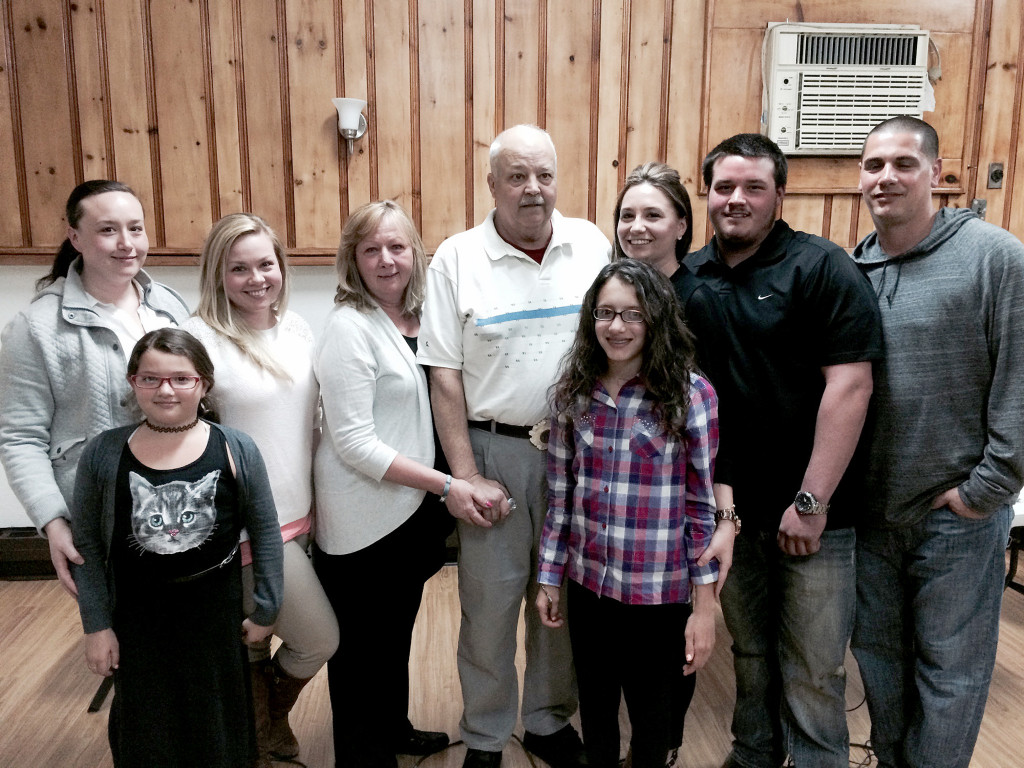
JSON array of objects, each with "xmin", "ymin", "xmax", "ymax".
[{"xmin": 469, "ymin": 420, "xmax": 533, "ymax": 440}]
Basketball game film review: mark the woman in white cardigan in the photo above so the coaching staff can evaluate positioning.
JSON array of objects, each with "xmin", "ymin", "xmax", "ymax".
[{"xmin": 314, "ymin": 201, "xmax": 484, "ymax": 768}]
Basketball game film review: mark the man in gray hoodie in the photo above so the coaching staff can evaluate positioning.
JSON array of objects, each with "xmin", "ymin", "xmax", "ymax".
[{"xmin": 851, "ymin": 116, "xmax": 1024, "ymax": 768}]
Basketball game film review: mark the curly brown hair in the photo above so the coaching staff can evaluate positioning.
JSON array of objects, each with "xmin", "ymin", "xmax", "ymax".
[{"xmin": 552, "ymin": 259, "xmax": 697, "ymax": 439}]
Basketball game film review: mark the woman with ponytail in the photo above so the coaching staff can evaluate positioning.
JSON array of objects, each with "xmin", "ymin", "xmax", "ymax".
[{"xmin": 0, "ymin": 180, "xmax": 189, "ymax": 594}]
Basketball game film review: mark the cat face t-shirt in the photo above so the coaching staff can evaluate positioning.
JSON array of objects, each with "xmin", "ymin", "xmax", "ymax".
[{"xmin": 111, "ymin": 432, "xmax": 241, "ymax": 585}]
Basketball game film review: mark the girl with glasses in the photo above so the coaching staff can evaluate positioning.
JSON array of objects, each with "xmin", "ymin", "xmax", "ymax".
[
  {"xmin": 0, "ymin": 180, "xmax": 189, "ymax": 597},
  {"xmin": 613, "ymin": 163, "xmax": 739, "ymax": 766},
  {"xmin": 70, "ymin": 327, "xmax": 283, "ymax": 768},
  {"xmin": 536, "ymin": 259, "xmax": 719, "ymax": 768},
  {"xmin": 183, "ymin": 214, "xmax": 338, "ymax": 767}
]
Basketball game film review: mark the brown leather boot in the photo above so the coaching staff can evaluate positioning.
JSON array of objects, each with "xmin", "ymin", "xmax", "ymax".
[
  {"xmin": 250, "ymin": 659, "xmax": 274, "ymax": 768},
  {"xmin": 266, "ymin": 656, "xmax": 315, "ymax": 760}
]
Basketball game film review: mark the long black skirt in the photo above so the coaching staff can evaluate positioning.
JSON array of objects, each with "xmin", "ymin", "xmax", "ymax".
[{"xmin": 108, "ymin": 561, "xmax": 255, "ymax": 768}]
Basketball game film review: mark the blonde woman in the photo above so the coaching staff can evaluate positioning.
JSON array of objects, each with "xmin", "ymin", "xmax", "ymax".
[{"xmin": 183, "ymin": 213, "xmax": 338, "ymax": 767}]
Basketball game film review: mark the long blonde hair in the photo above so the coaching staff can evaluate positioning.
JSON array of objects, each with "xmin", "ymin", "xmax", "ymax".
[
  {"xmin": 195, "ymin": 213, "xmax": 292, "ymax": 379},
  {"xmin": 335, "ymin": 201, "xmax": 427, "ymax": 315}
]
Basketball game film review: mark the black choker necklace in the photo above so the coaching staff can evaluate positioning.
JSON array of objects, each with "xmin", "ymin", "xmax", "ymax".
[{"xmin": 143, "ymin": 417, "xmax": 200, "ymax": 434}]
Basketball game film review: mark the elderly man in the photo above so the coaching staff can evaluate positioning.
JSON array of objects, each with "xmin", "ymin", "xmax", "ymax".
[
  {"xmin": 684, "ymin": 134, "xmax": 882, "ymax": 768},
  {"xmin": 850, "ymin": 116, "xmax": 1024, "ymax": 768},
  {"xmin": 419, "ymin": 124, "xmax": 609, "ymax": 768}
]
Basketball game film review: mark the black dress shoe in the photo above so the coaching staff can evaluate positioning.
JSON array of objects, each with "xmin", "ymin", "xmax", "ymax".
[
  {"xmin": 463, "ymin": 747, "xmax": 503, "ymax": 768},
  {"xmin": 522, "ymin": 724, "xmax": 589, "ymax": 768},
  {"xmin": 394, "ymin": 728, "xmax": 450, "ymax": 756}
]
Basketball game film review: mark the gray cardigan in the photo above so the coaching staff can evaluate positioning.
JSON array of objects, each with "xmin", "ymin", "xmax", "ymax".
[
  {"xmin": 0, "ymin": 259, "xmax": 189, "ymax": 533},
  {"xmin": 70, "ymin": 422, "xmax": 284, "ymax": 634},
  {"xmin": 852, "ymin": 208, "xmax": 1024, "ymax": 526}
]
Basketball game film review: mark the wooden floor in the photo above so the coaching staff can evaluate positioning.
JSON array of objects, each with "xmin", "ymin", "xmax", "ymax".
[{"xmin": 1, "ymin": 565, "xmax": 1023, "ymax": 767}]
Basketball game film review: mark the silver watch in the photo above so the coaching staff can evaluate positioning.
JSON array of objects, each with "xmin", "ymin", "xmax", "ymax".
[
  {"xmin": 715, "ymin": 505, "xmax": 742, "ymax": 535},
  {"xmin": 794, "ymin": 490, "xmax": 829, "ymax": 516}
]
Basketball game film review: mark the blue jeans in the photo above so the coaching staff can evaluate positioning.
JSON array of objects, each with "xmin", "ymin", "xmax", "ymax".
[
  {"xmin": 850, "ymin": 505, "xmax": 1013, "ymax": 768},
  {"xmin": 720, "ymin": 527, "xmax": 855, "ymax": 768}
]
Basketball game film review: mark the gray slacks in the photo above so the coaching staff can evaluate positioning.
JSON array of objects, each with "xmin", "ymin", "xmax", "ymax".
[{"xmin": 457, "ymin": 428, "xmax": 578, "ymax": 751}]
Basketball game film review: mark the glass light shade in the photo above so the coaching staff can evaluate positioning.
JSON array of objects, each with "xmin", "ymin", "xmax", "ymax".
[{"xmin": 332, "ymin": 97, "xmax": 367, "ymax": 135}]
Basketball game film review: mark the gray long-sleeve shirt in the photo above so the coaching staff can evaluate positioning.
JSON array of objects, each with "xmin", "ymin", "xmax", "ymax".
[{"xmin": 853, "ymin": 208, "xmax": 1024, "ymax": 527}]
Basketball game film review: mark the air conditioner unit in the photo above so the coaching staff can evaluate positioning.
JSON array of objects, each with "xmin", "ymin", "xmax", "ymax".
[{"xmin": 761, "ymin": 22, "xmax": 931, "ymax": 156}]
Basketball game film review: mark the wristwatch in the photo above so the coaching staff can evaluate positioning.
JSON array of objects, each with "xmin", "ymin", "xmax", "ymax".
[
  {"xmin": 794, "ymin": 490, "xmax": 829, "ymax": 516},
  {"xmin": 715, "ymin": 505, "xmax": 742, "ymax": 535}
]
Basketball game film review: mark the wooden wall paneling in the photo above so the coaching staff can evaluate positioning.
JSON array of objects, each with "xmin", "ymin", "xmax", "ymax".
[
  {"xmin": 545, "ymin": 0, "xmax": 594, "ymax": 221},
  {"xmin": 286, "ymin": 0, "xmax": 343, "ymax": 249},
  {"xmin": 408, "ymin": 0, "xmax": 423, "ymax": 230},
  {"xmin": 238, "ymin": 0, "xmax": 289, "ymax": 243},
  {"xmin": 103, "ymin": 0, "xmax": 158, "ymax": 234},
  {"xmin": 470, "ymin": 0, "xmax": 497, "ymax": 227},
  {"xmin": 69, "ymin": 1, "xmax": 109, "ymax": 181},
  {"xmin": 503, "ymin": 0, "xmax": 541, "ymax": 127},
  {"xmin": 666, "ymin": 0, "xmax": 708, "ymax": 249},
  {"xmin": 1009, "ymin": 0, "xmax": 1024, "ymax": 237},
  {"xmin": 418, "ymin": 0, "xmax": 467, "ymax": 247},
  {"xmin": 927, "ymin": 32, "xmax": 975, "ymax": 194},
  {"xmin": 855, "ymin": 195, "xmax": 875, "ymax": 244},
  {"xmin": 592, "ymin": 0, "xmax": 625, "ymax": 245},
  {"xmin": 147, "ymin": 0, "xmax": 213, "ymax": 249},
  {"xmin": 828, "ymin": 194, "xmax": 857, "ymax": 249},
  {"xmin": 701, "ymin": 28, "xmax": 761, "ymax": 161},
  {"xmin": 370, "ymin": 0, "xmax": 414, "ymax": 210},
  {"xmin": 1010, "ymin": 95, "xmax": 1024, "ymax": 236},
  {"xmin": 779, "ymin": 195, "xmax": 825, "ymax": 238},
  {"xmin": 0, "ymin": 3, "xmax": 26, "ymax": 247},
  {"xmin": 709, "ymin": 0, "xmax": 977, "ymax": 32},
  {"xmin": 622, "ymin": 0, "xmax": 669, "ymax": 173},
  {"xmin": 207, "ymin": 0, "xmax": 244, "ymax": 219},
  {"xmin": 340, "ymin": 0, "xmax": 371, "ymax": 216},
  {"xmin": 976, "ymin": 0, "xmax": 1023, "ymax": 229},
  {"xmin": 11, "ymin": 0, "xmax": 78, "ymax": 248}
]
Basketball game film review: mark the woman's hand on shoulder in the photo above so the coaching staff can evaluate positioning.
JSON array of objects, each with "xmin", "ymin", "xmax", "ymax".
[
  {"xmin": 84, "ymin": 628, "xmax": 119, "ymax": 677},
  {"xmin": 241, "ymin": 618, "xmax": 275, "ymax": 647}
]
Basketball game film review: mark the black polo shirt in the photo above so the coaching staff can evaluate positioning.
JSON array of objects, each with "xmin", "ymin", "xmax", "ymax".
[
  {"xmin": 671, "ymin": 265, "xmax": 735, "ymax": 487},
  {"xmin": 684, "ymin": 219, "xmax": 883, "ymax": 530}
]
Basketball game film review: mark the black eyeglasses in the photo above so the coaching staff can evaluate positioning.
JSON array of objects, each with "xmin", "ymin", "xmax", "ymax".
[
  {"xmin": 593, "ymin": 307, "xmax": 645, "ymax": 324},
  {"xmin": 129, "ymin": 375, "xmax": 203, "ymax": 390}
]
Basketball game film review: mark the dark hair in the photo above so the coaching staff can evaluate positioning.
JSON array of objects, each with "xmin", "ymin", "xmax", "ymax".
[
  {"xmin": 552, "ymin": 259, "xmax": 697, "ymax": 439},
  {"xmin": 702, "ymin": 133, "xmax": 788, "ymax": 189},
  {"xmin": 127, "ymin": 328, "xmax": 217, "ymax": 420},
  {"xmin": 862, "ymin": 116, "xmax": 939, "ymax": 160},
  {"xmin": 612, "ymin": 162, "xmax": 693, "ymax": 265},
  {"xmin": 36, "ymin": 180, "xmax": 139, "ymax": 292}
]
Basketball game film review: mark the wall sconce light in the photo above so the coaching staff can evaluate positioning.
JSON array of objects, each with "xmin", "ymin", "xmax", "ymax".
[{"xmin": 332, "ymin": 97, "xmax": 367, "ymax": 155}]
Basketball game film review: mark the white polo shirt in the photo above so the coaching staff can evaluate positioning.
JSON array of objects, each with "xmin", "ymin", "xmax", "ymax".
[{"xmin": 419, "ymin": 208, "xmax": 610, "ymax": 425}]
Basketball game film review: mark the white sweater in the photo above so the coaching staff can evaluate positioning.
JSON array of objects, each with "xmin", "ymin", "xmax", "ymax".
[
  {"xmin": 313, "ymin": 303, "xmax": 433, "ymax": 555},
  {"xmin": 182, "ymin": 312, "xmax": 319, "ymax": 529}
]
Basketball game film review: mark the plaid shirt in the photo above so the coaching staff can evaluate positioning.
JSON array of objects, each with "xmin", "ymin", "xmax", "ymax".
[{"xmin": 539, "ymin": 372, "xmax": 719, "ymax": 604}]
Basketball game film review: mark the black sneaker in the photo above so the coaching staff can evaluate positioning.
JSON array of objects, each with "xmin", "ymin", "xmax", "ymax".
[
  {"xmin": 464, "ymin": 747, "xmax": 503, "ymax": 768},
  {"xmin": 394, "ymin": 728, "xmax": 450, "ymax": 756},
  {"xmin": 522, "ymin": 724, "xmax": 589, "ymax": 768}
]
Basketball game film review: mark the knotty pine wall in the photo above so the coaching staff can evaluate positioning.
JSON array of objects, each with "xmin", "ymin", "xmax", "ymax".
[{"xmin": 0, "ymin": 0, "xmax": 1022, "ymax": 262}]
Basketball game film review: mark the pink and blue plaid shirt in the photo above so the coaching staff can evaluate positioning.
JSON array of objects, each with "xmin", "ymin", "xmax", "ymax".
[{"xmin": 539, "ymin": 372, "xmax": 719, "ymax": 605}]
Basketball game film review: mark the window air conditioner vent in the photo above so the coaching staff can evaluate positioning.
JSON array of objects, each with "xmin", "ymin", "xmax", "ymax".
[
  {"xmin": 761, "ymin": 22, "xmax": 932, "ymax": 156},
  {"xmin": 796, "ymin": 34, "xmax": 921, "ymax": 67}
]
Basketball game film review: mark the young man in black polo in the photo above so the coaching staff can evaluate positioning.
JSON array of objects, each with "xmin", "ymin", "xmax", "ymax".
[{"xmin": 684, "ymin": 134, "xmax": 882, "ymax": 768}]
